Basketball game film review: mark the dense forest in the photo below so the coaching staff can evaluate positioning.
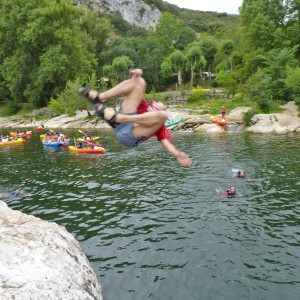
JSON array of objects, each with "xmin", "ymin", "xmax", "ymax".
[{"xmin": 0, "ymin": 0, "xmax": 299, "ymax": 116}]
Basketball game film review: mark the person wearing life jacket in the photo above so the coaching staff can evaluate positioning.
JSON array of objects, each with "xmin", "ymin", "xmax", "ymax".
[
  {"xmin": 221, "ymin": 106, "xmax": 226, "ymax": 121},
  {"xmin": 225, "ymin": 186, "xmax": 236, "ymax": 198},
  {"xmin": 236, "ymin": 170, "xmax": 246, "ymax": 178},
  {"xmin": 83, "ymin": 131, "xmax": 91, "ymax": 140}
]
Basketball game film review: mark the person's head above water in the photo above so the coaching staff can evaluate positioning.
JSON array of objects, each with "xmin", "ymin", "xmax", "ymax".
[
  {"xmin": 226, "ymin": 186, "xmax": 236, "ymax": 197},
  {"xmin": 238, "ymin": 170, "xmax": 246, "ymax": 178}
]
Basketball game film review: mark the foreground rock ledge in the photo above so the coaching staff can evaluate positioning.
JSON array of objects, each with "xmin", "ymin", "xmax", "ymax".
[{"xmin": 0, "ymin": 203, "xmax": 102, "ymax": 300}]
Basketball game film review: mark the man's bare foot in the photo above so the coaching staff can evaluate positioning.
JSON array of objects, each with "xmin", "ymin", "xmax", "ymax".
[{"xmin": 129, "ymin": 69, "xmax": 143, "ymax": 77}]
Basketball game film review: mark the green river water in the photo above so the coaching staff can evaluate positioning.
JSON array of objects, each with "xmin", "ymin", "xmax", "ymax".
[{"xmin": 1, "ymin": 129, "xmax": 299, "ymax": 300}]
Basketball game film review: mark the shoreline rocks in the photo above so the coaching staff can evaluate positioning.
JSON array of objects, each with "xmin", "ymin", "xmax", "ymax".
[
  {"xmin": 0, "ymin": 205, "xmax": 103, "ymax": 300},
  {"xmin": 0, "ymin": 102, "xmax": 299, "ymax": 134}
]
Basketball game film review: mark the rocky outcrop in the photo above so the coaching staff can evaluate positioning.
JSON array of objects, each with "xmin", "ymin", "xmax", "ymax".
[
  {"xmin": 246, "ymin": 101, "xmax": 300, "ymax": 133},
  {"xmin": 0, "ymin": 102, "xmax": 299, "ymax": 134},
  {"xmin": 0, "ymin": 205, "xmax": 102, "ymax": 300},
  {"xmin": 76, "ymin": 0, "xmax": 161, "ymax": 29}
]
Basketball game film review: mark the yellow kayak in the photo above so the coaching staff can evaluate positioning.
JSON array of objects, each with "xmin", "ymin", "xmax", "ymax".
[{"xmin": 0, "ymin": 139, "xmax": 26, "ymax": 146}]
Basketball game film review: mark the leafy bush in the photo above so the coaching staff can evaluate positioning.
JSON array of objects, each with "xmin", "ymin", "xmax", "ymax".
[
  {"xmin": 48, "ymin": 98, "xmax": 65, "ymax": 115},
  {"xmin": 243, "ymin": 109, "xmax": 258, "ymax": 126},
  {"xmin": 1, "ymin": 100, "xmax": 19, "ymax": 116},
  {"xmin": 187, "ymin": 86, "xmax": 208, "ymax": 104}
]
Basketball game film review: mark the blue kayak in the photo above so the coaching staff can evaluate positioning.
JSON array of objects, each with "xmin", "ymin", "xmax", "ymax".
[
  {"xmin": 165, "ymin": 117, "xmax": 184, "ymax": 127},
  {"xmin": 43, "ymin": 141, "xmax": 60, "ymax": 147}
]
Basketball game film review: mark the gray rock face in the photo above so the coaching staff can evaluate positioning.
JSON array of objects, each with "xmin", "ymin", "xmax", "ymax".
[
  {"xmin": 76, "ymin": 0, "xmax": 161, "ymax": 29},
  {"xmin": 246, "ymin": 101, "xmax": 300, "ymax": 133},
  {"xmin": 0, "ymin": 206, "xmax": 102, "ymax": 300}
]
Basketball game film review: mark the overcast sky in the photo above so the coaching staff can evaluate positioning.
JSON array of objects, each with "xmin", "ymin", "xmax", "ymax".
[{"xmin": 163, "ymin": 0, "xmax": 243, "ymax": 14}]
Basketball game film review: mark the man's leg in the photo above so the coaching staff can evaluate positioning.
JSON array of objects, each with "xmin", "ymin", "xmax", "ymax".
[
  {"xmin": 81, "ymin": 72, "xmax": 146, "ymax": 114},
  {"xmin": 93, "ymin": 103, "xmax": 167, "ymax": 137}
]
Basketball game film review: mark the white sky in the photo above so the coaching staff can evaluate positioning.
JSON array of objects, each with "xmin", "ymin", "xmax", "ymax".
[{"xmin": 164, "ymin": 0, "xmax": 243, "ymax": 14}]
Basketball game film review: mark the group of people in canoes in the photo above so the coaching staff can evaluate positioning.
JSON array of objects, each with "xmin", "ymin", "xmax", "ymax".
[
  {"xmin": 77, "ymin": 131, "xmax": 102, "ymax": 150},
  {"xmin": 42, "ymin": 131, "xmax": 67, "ymax": 145},
  {"xmin": 0, "ymin": 134, "xmax": 22, "ymax": 142}
]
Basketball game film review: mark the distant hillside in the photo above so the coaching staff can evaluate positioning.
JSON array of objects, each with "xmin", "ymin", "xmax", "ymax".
[{"xmin": 75, "ymin": 0, "xmax": 239, "ymax": 33}]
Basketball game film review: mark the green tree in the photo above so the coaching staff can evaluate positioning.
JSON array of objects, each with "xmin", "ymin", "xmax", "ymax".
[
  {"xmin": 152, "ymin": 12, "xmax": 184, "ymax": 56},
  {"xmin": 200, "ymin": 37, "xmax": 218, "ymax": 75},
  {"xmin": 186, "ymin": 46, "xmax": 204, "ymax": 89},
  {"xmin": 244, "ymin": 68, "xmax": 273, "ymax": 112},
  {"xmin": 0, "ymin": 0, "xmax": 96, "ymax": 107},
  {"xmin": 285, "ymin": 67, "xmax": 300, "ymax": 100},
  {"xmin": 220, "ymin": 39, "xmax": 235, "ymax": 72},
  {"xmin": 216, "ymin": 70, "xmax": 237, "ymax": 97},
  {"xmin": 169, "ymin": 50, "xmax": 186, "ymax": 89},
  {"xmin": 111, "ymin": 56, "xmax": 134, "ymax": 81}
]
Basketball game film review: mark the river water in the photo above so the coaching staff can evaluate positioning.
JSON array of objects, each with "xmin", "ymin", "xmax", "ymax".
[{"xmin": 1, "ymin": 129, "xmax": 299, "ymax": 300}]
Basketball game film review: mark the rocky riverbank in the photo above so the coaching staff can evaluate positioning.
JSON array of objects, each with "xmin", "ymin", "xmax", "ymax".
[
  {"xmin": 0, "ymin": 101, "xmax": 299, "ymax": 133},
  {"xmin": 0, "ymin": 202, "xmax": 103, "ymax": 299}
]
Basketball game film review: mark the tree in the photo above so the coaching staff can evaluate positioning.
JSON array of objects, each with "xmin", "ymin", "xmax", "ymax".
[
  {"xmin": 200, "ymin": 37, "xmax": 218, "ymax": 75},
  {"xmin": 152, "ymin": 12, "xmax": 184, "ymax": 56},
  {"xmin": 111, "ymin": 56, "xmax": 134, "ymax": 81},
  {"xmin": 0, "ymin": 0, "xmax": 97, "ymax": 107},
  {"xmin": 220, "ymin": 39, "xmax": 235, "ymax": 72},
  {"xmin": 186, "ymin": 46, "xmax": 205, "ymax": 89},
  {"xmin": 169, "ymin": 50, "xmax": 186, "ymax": 89},
  {"xmin": 285, "ymin": 67, "xmax": 300, "ymax": 101},
  {"xmin": 216, "ymin": 70, "xmax": 237, "ymax": 97},
  {"xmin": 103, "ymin": 56, "xmax": 134, "ymax": 83}
]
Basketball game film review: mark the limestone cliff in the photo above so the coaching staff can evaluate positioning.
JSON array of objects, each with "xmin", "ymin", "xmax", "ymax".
[{"xmin": 76, "ymin": 0, "xmax": 161, "ymax": 29}]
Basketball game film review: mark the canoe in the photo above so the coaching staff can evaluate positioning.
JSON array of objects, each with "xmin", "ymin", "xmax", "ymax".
[
  {"xmin": 165, "ymin": 117, "xmax": 184, "ymax": 127},
  {"xmin": 68, "ymin": 145, "xmax": 105, "ymax": 154},
  {"xmin": 10, "ymin": 131, "xmax": 33, "ymax": 136},
  {"xmin": 43, "ymin": 141, "xmax": 60, "ymax": 147},
  {"xmin": 0, "ymin": 139, "xmax": 26, "ymax": 146},
  {"xmin": 36, "ymin": 126, "xmax": 44, "ymax": 131},
  {"xmin": 210, "ymin": 116, "xmax": 228, "ymax": 126}
]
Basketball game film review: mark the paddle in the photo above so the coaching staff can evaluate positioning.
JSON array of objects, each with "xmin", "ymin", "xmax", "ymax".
[
  {"xmin": 80, "ymin": 139, "xmax": 100, "ymax": 147},
  {"xmin": 77, "ymin": 129, "xmax": 99, "ymax": 141}
]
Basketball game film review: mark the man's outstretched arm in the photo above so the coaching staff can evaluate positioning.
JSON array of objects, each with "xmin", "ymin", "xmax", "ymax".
[{"xmin": 160, "ymin": 139, "xmax": 193, "ymax": 168}]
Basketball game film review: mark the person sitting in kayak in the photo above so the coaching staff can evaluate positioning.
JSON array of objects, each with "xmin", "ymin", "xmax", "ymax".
[
  {"xmin": 57, "ymin": 134, "xmax": 66, "ymax": 144},
  {"xmin": 83, "ymin": 131, "xmax": 91, "ymax": 140},
  {"xmin": 77, "ymin": 142, "xmax": 84, "ymax": 149},
  {"xmin": 78, "ymin": 68, "xmax": 192, "ymax": 168}
]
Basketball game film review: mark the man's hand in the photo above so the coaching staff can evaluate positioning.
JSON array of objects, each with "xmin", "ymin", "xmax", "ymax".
[{"xmin": 176, "ymin": 151, "xmax": 193, "ymax": 168}]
